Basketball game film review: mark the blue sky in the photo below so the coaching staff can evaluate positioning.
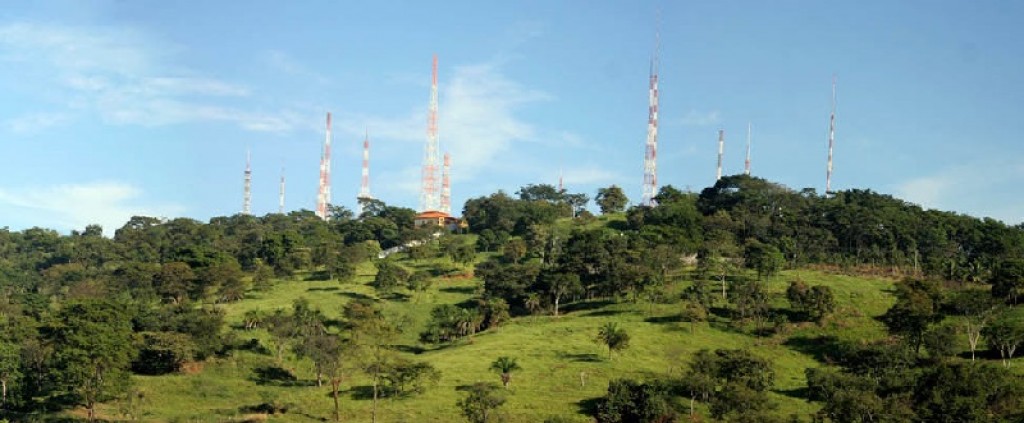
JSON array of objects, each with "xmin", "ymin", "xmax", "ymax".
[{"xmin": 1, "ymin": 1, "xmax": 1023, "ymax": 234}]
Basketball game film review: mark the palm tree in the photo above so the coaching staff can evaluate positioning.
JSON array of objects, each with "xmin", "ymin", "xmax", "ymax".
[
  {"xmin": 525, "ymin": 293, "xmax": 543, "ymax": 316},
  {"xmin": 490, "ymin": 356, "xmax": 521, "ymax": 389},
  {"xmin": 596, "ymin": 322, "xmax": 630, "ymax": 359}
]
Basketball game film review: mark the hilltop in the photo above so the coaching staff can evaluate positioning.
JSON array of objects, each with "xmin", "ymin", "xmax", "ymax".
[{"xmin": 0, "ymin": 177, "xmax": 1022, "ymax": 422}]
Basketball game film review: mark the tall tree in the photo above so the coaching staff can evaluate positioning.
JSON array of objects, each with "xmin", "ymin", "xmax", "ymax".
[
  {"xmin": 949, "ymin": 289, "xmax": 1000, "ymax": 361},
  {"xmin": 882, "ymin": 279, "xmax": 945, "ymax": 354},
  {"xmin": 595, "ymin": 185, "xmax": 629, "ymax": 214},
  {"xmin": 49, "ymin": 300, "xmax": 136, "ymax": 421},
  {"xmin": 0, "ymin": 340, "xmax": 20, "ymax": 410}
]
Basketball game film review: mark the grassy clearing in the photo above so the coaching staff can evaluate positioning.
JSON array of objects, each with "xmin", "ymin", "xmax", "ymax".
[{"xmin": 88, "ymin": 251, "xmax": 1017, "ymax": 422}]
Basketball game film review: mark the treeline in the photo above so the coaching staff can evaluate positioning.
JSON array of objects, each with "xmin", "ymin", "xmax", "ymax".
[
  {"xmin": 461, "ymin": 176, "xmax": 1024, "ymax": 304},
  {"xmin": 0, "ymin": 201, "xmax": 429, "ymax": 418}
]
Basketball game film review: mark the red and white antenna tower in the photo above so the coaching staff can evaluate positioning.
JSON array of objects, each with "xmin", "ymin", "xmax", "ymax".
[
  {"xmin": 826, "ymin": 76, "xmax": 837, "ymax": 194},
  {"xmin": 716, "ymin": 129, "xmax": 725, "ymax": 181},
  {"xmin": 357, "ymin": 130, "xmax": 372, "ymax": 215},
  {"xmin": 641, "ymin": 18, "xmax": 660, "ymax": 207},
  {"xmin": 441, "ymin": 152, "xmax": 451, "ymax": 214},
  {"xmin": 558, "ymin": 168, "xmax": 564, "ymax": 193},
  {"xmin": 420, "ymin": 55, "xmax": 441, "ymax": 212},
  {"xmin": 279, "ymin": 167, "xmax": 285, "ymax": 214},
  {"xmin": 316, "ymin": 112, "xmax": 332, "ymax": 220},
  {"xmin": 243, "ymin": 148, "xmax": 252, "ymax": 215},
  {"xmin": 744, "ymin": 122, "xmax": 752, "ymax": 176}
]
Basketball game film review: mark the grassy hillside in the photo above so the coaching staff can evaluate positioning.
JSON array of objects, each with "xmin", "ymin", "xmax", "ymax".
[{"xmin": 74, "ymin": 248, "xmax": 927, "ymax": 423}]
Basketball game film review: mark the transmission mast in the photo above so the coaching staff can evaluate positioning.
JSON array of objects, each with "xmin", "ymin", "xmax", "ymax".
[
  {"xmin": 243, "ymin": 149, "xmax": 252, "ymax": 215},
  {"xmin": 641, "ymin": 20, "xmax": 660, "ymax": 207},
  {"xmin": 358, "ymin": 130, "xmax": 372, "ymax": 215},
  {"xmin": 317, "ymin": 112, "xmax": 332, "ymax": 220},
  {"xmin": 716, "ymin": 129, "xmax": 725, "ymax": 181},
  {"xmin": 826, "ymin": 76, "xmax": 837, "ymax": 194},
  {"xmin": 279, "ymin": 167, "xmax": 285, "ymax": 214},
  {"xmin": 420, "ymin": 55, "xmax": 440, "ymax": 212},
  {"xmin": 744, "ymin": 122, "xmax": 752, "ymax": 176},
  {"xmin": 440, "ymin": 152, "xmax": 451, "ymax": 215}
]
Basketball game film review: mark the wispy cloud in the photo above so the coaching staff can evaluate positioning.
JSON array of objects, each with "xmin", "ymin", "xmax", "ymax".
[
  {"xmin": 561, "ymin": 165, "xmax": 623, "ymax": 186},
  {"xmin": 676, "ymin": 110, "xmax": 722, "ymax": 126},
  {"xmin": 0, "ymin": 181, "xmax": 185, "ymax": 234},
  {"xmin": 0, "ymin": 22, "xmax": 301, "ymax": 133},
  {"xmin": 263, "ymin": 50, "xmax": 330, "ymax": 85},
  {"xmin": 893, "ymin": 160, "xmax": 1024, "ymax": 224},
  {"xmin": 440, "ymin": 62, "xmax": 551, "ymax": 178},
  {"xmin": 336, "ymin": 61, "xmax": 551, "ymax": 182},
  {"xmin": 3, "ymin": 112, "xmax": 70, "ymax": 133}
]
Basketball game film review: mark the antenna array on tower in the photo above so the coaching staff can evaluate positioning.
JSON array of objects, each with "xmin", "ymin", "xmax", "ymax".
[
  {"xmin": 316, "ymin": 113, "xmax": 333, "ymax": 220},
  {"xmin": 243, "ymin": 149, "xmax": 252, "ymax": 215},
  {"xmin": 357, "ymin": 130, "xmax": 372, "ymax": 215},
  {"xmin": 420, "ymin": 55, "xmax": 441, "ymax": 212},
  {"xmin": 641, "ymin": 20, "xmax": 660, "ymax": 207},
  {"xmin": 745, "ymin": 123, "xmax": 752, "ymax": 176},
  {"xmin": 716, "ymin": 129, "xmax": 725, "ymax": 181},
  {"xmin": 441, "ymin": 152, "xmax": 451, "ymax": 215},
  {"xmin": 826, "ymin": 76, "xmax": 837, "ymax": 194}
]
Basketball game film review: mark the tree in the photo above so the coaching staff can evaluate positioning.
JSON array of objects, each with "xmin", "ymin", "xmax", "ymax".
[
  {"xmin": 155, "ymin": 262, "xmax": 195, "ymax": 304},
  {"xmin": 595, "ymin": 185, "xmax": 629, "ymax": 214},
  {"xmin": 501, "ymin": 238, "xmax": 527, "ymax": 264},
  {"xmin": 680, "ymin": 299, "xmax": 708, "ymax": 333},
  {"xmin": 380, "ymin": 359, "xmax": 440, "ymax": 397},
  {"xmin": 132, "ymin": 331, "xmax": 196, "ymax": 375},
  {"xmin": 596, "ymin": 322, "xmax": 630, "ymax": 359},
  {"xmin": 744, "ymin": 240, "xmax": 784, "ymax": 280},
  {"xmin": 787, "ymin": 281, "xmax": 836, "ymax": 323},
  {"xmin": 882, "ymin": 279, "xmax": 945, "ymax": 354},
  {"xmin": 596, "ymin": 378, "xmax": 676, "ymax": 423},
  {"xmin": 683, "ymin": 348, "xmax": 776, "ymax": 420},
  {"xmin": 950, "ymin": 289, "xmax": 999, "ymax": 361},
  {"xmin": 318, "ymin": 335, "xmax": 348, "ymax": 422},
  {"xmin": 490, "ymin": 356, "xmax": 521, "ymax": 389},
  {"xmin": 407, "ymin": 271, "xmax": 433, "ymax": 301},
  {"xmin": 912, "ymin": 362, "xmax": 1024, "ymax": 422},
  {"xmin": 457, "ymin": 382, "xmax": 507, "ymax": 423},
  {"xmin": 983, "ymin": 313, "xmax": 1024, "ymax": 368},
  {"xmin": 265, "ymin": 310, "xmax": 297, "ymax": 363},
  {"xmin": 252, "ymin": 262, "xmax": 275, "ymax": 291},
  {"xmin": 0, "ymin": 341, "xmax": 19, "ymax": 409},
  {"xmin": 345, "ymin": 300, "xmax": 402, "ymax": 423},
  {"xmin": 540, "ymin": 271, "xmax": 582, "ymax": 317},
  {"xmin": 991, "ymin": 259, "xmax": 1024, "ymax": 304},
  {"xmin": 49, "ymin": 300, "xmax": 136, "ymax": 421},
  {"xmin": 373, "ymin": 260, "xmax": 410, "ymax": 296},
  {"xmin": 564, "ymin": 193, "xmax": 590, "ymax": 217},
  {"xmin": 729, "ymin": 279, "xmax": 771, "ymax": 330}
]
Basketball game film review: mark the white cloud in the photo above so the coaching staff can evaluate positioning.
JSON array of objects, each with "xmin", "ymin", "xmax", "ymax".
[
  {"xmin": 0, "ymin": 22, "xmax": 298, "ymax": 133},
  {"xmin": 892, "ymin": 160, "xmax": 1024, "ymax": 224},
  {"xmin": 439, "ymin": 63, "xmax": 551, "ymax": 178},
  {"xmin": 561, "ymin": 165, "xmax": 623, "ymax": 186},
  {"xmin": 677, "ymin": 110, "xmax": 721, "ymax": 126},
  {"xmin": 0, "ymin": 181, "xmax": 184, "ymax": 235},
  {"xmin": 335, "ymin": 61, "xmax": 551, "ymax": 182},
  {"xmin": 3, "ymin": 112, "xmax": 70, "ymax": 133}
]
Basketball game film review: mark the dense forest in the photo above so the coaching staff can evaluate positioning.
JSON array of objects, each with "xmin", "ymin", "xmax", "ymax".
[{"xmin": 1, "ymin": 175, "xmax": 1023, "ymax": 422}]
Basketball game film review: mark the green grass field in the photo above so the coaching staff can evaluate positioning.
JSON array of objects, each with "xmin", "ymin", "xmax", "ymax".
[{"xmin": 79, "ymin": 247, "xmax": 1021, "ymax": 422}]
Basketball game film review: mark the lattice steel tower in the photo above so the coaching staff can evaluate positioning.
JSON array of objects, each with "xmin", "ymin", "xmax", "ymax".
[
  {"xmin": 420, "ymin": 55, "xmax": 441, "ymax": 212},
  {"xmin": 243, "ymin": 149, "xmax": 252, "ymax": 215},
  {"xmin": 641, "ymin": 28, "xmax": 660, "ymax": 206},
  {"xmin": 316, "ymin": 112, "xmax": 332, "ymax": 220}
]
